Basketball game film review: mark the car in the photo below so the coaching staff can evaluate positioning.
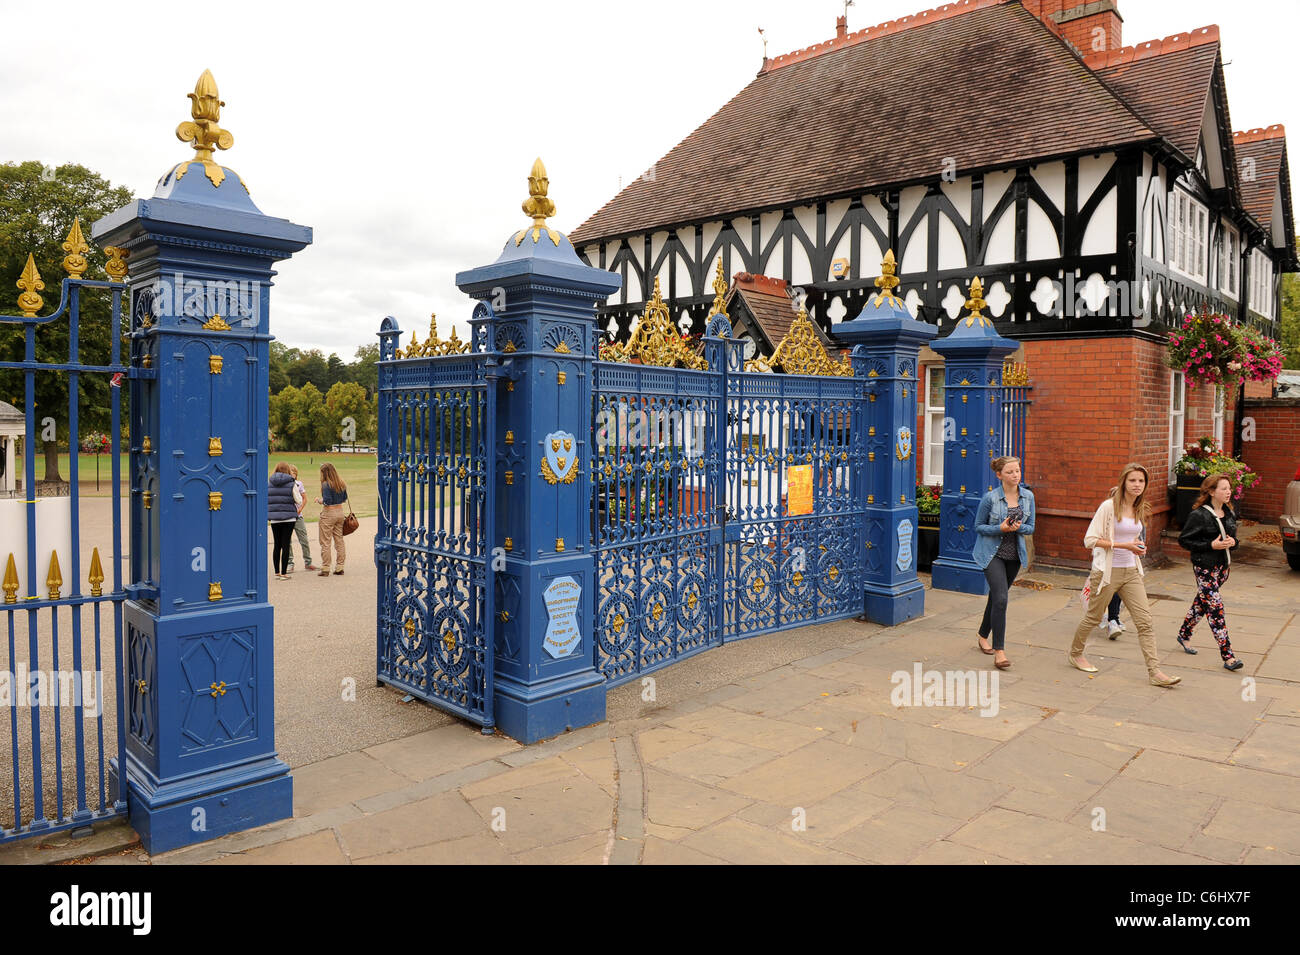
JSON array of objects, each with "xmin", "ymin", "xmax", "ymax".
[{"xmin": 1282, "ymin": 464, "xmax": 1300, "ymax": 572}]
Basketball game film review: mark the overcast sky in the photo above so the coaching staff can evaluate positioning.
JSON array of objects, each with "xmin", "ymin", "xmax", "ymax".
[{"xmin": 4, "ymin": 0, "xmax": 1295, "ymax": 357}]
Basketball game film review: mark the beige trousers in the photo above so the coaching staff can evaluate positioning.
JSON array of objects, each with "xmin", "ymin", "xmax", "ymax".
[
  {"xmin": 1069, "ymin": 565, "xmax": 1160, "ymax": 675},
  {"xmin": 319, "ymin": 508, "xmax": 346, "ymax": 569}
]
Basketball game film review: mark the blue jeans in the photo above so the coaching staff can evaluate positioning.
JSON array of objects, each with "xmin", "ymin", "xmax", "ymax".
[{"xmin": 979, "ymin": 556, "xmax": 1020, "ymax": 652}]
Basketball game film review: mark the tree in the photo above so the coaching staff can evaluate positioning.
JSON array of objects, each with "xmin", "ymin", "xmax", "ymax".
[
  {"xmin": 1280, "ymin": 271, "xmax": 1299, "ymax": 369},
  {"xmin": 0, "ymin": 162, "xmax": 133, "ymax": 480},
  {"xmin": 326, "ymin": 381, "xmax": 375, "ymax": 446},
  {"xmin": 349, "ymin": 343, "xmax": 379, "ymax": 396},
  {"xmin": 288, "ymin": 349, "xmax": 329, "ymax": 391}
]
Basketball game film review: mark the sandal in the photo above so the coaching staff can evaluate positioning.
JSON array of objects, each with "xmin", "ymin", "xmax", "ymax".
[
  {"xmin": 1176, "ymin": 635, "xmax": 1198, "ymax": 655},
  {"xmin": 1224, "ymin": 656, "xmax": 1244, "ymax": 671}
]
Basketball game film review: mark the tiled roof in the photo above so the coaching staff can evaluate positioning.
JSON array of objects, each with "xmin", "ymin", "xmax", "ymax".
[
  {"xmin": 1093, "ymin": 37, "xmax": 1219, "ymax": 160},
  {"xmin": 1233, "ymin": 126, "xmax": 1287, "ymax": 236},
  {"xmin": 571, "ymin": 0, "xmax": 1156, "ymax": 244}
]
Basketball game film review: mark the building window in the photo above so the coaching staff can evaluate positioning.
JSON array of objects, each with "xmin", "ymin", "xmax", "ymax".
[
  {"xmin": 1249, "ymin": 249, "xmax": 1275, "ymax": 319},
  {"xmin": 1212, "ymin": 385, "xmax": 1225, "ymax": 449},
  {"xmin": 1168, "ymin": 371, "xmax": 1185, "ymax": 483},
  {"xmin": 923, "ymin": 366, "xmax": 945, "ymax": 486},
  {"xmin": 1168, "ymin": 189, "xmax": 1209, "ymax": 283},
  {"xmin": 1218, "ymin": 223, "xmax": 1239, "ymax": 299}
]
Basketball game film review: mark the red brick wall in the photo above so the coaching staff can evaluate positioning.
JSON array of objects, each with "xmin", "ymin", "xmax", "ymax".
[
  {"xmin": 1237, "ymin": 399, "xmax": 1300, "ymax": 521},
  {"xmin": 1018, "ymin": 337, "xmax": 1177, "ymax": 565}
]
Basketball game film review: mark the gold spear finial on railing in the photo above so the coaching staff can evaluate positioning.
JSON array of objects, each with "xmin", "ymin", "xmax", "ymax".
[
  {"xmin": 2, "ymin": 554, "xmax": 17, "ymax": 604},
  {"xmin": 46, "ymin": 550, "xmax": 63, "ymax": 601},
  {"xmin": 707, "ymin": 257, "xmax": 729, "ymax": 318},
  {"xmin": 16, "ymin": 253, "xmax": 45, "ymax": 317},
  {"xmin": 175, "ymin": 69, "xmax": 235, "ymax": 188},
  {"xmin": 62, "ymin": 218, "xmax": 90, "ymax": 279},
  {"xmin": 514, "ymin": 157, "xmax": 563, "ymax": 247},
  {"xmin": 872, "ymin": 249, "xmax": 902, "ymax": 308},
  {"xmin": 88, "ymin": 547, "xmax": 105, "ymax": 598},
  {"xmin": 964, "ymin": 276, "xmax": 990, "ymax": 328},
  {"xmin": 103, "ymin": 246, "xmax": 129, "ymax": 282}
]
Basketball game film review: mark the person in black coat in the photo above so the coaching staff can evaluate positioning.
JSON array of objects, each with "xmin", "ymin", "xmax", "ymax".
[
  {"xmin": 1176, "ymin": 473, "xmax": 1243, "ymax": 670},
  {"xmin": 268, "ymin": 462, "xmax": 299, "ymax": 581}
]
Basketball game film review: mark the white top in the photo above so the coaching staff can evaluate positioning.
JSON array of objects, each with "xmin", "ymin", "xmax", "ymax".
[{"xmin": 1111, "ymin": 516, "xmax": 1141, "ymax": 568}]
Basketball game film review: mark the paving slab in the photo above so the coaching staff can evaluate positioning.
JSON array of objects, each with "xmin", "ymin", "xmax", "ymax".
[
  {"xmin": 292, "ymin": 750, "xmax": 414, "ymax": 817},
  {"xmin": 666, "ymin": 705, "xmax": 829, "ymax": 752},
  {"xmin": 857, "ymin": 761, "xmax": 1010, "ymax": 819},
  {"xmin": 1122, "ymin": 749, "xmax": 1300, "ymax": 812},
  {"xmin": 337, "ymin": 791, "xmax": 485, "ymax": 859},
  {"xmin": 641, "ymin": 835, "xmax": 729, "ymax": 865},
  {"xmin": 832, "ymin": 805, "xmax": 963, "ymax": 864},
  {"xmin": 361, "ymin": 724, "xmax": 519, "ymax": 782},
  {"xmin": 679, "ymin": 818, "xmax": 861, "ymax": 865},
  {"xmin": 1203, "ymin": 799, "xmax": 1300, "ymax": 854},
  {"xmin": 647, "ymin": 737, "xmax": 779, "ymax": 785},
  {"xmin": 643, "ymin": 769, "xmax": 752, "ymax": 835},
  {"xmin": 465, "ymin": 775, "xmax": 613, "ymax": 854},
  {"xmin": 209, "ymin": 829, "xmax": 348, "ymax": 865},
  {"xmin": 1063, "ymin": 776, "xmax": 1218, "ymax": 852},
  {"xmin": 719, "ymin": 739, "xmax": 893, "ymax": 804},
  {"xmin": 354, "ymin": 833, "xmax": 516, "ymax": 865}
]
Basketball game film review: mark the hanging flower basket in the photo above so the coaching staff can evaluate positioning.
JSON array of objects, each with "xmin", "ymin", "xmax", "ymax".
[{"xmin": 1167, "ymin": 311, "xmax": 1286, "ymax": 390}]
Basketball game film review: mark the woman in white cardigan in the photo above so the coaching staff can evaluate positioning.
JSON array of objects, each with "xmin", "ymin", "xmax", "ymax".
[{"xmin": 1067, "ymin": 463, "xmax": 1181, "ymax": 687}]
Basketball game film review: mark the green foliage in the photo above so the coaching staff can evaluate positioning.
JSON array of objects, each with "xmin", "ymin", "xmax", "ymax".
[
  {"xmin": 1174, "ymin": 436, "xmax": 1259, "ymax": 501},
  {"xmin": 325, "ymin": 380, "xmax": 375, "ymax": 444},
  {"xmin": 1280, "ymin": 272, "xmax": 1300, "ymax": 370},
  {"xmin": 916, "ymin": 483, "xmax": 942, "ymax": 515},
  {"xmin": 0, "ymin": 162, "xmax": 134, "ymax": 454}
]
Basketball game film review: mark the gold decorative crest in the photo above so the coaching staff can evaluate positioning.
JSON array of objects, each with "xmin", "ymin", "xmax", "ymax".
[
  {"xmin": 761, "ymin": 307, "xmax": 852, "ymax": 377},
  {"xmin": 210, "ymin": 354, "xmax": 224, "ymax": 374},
  {"xmin": 208, "ymin": 437, "xmax": 222, "ymax": 456},
  {"xmin": 208, "ymin": 581, "xmax": 222, "ymax": 601},
  {"xmin": 514, "ymin": 158, "xmax": 564, "ymax": 247},
  {"xmin": 203, "ymin": 314, "xmax": 232, "ymax": 331},
  {"xmin": 1002, "ymin": 359, "xmax": 1030, "ymax": 386},
  {"xmin": 604, "ymin": 278, "xmax": 706, "ymax": 370}
]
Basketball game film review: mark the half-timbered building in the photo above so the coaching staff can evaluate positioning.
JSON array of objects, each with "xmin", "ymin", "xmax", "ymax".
[{"xmin": 570, "ymin": 0, "xmax": 1296, "ymax": 564}]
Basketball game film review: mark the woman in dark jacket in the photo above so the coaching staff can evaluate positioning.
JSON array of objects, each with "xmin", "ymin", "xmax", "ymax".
[
  {"xmin": 268, "ymin": 462, "xmax": 299, "ymax": 581},
  {"xmin": 1177, "ymin": 472, "xmax": 1242, "ymax": 670}
]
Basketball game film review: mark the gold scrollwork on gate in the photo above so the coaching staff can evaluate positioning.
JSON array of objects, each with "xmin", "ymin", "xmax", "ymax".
[
  {"xmin": 746, "ymin": 307, "xmax": 852, "ymax": 377},
  {"xmin": 603, "ymin": 278, "xmax": 707, "ymax": 370},
  {"xmin": 397, "ymin": 314, "xmax": 470, "ymax": 359}
]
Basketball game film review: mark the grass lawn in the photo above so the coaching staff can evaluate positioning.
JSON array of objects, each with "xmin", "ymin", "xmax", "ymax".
[{"xmin": 29, "ymin": 451, "xmax": 381, "ymax": 520}]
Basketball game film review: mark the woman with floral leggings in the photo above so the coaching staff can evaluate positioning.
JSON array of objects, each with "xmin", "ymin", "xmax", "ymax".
[{"xmin": 1176, "ymin": 473, "xmax": 1243, "ymax": 671}]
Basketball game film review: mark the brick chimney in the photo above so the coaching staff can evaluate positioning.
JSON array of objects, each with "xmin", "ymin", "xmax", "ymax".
[
  {"xmin": 1024, "ymin": 0, "xmax": 1123, "ymax": 55},
  {"xmin": 836, "ymin": 14, "xmax": 848, "ymax": 40}
]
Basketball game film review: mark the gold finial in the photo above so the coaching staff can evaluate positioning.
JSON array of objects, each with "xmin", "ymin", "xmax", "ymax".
[
  {"xmin": 46, "ymin": 550, "xmax": 63, "ymax": 601},
  {"xmin": 62, "ymin": 219, "xmax": 90, "ymax": 279},
  {"xmin": 872, "ymin": 250, "xmax": 902, "ymax": 308},
  {"xmin": 2, "ymin": 553, "xmax": 17, "ymax": 603},
  {"xmin": 174, "ymin": 69, "xmax": 234, "ymax": 188},
  {"xmin": 104, "ymin": 246, "xmax": 129, "ymax": 282},
  {"xmin": 707, "ymin": 258, "xmax": 729, "ymax": 318},
  {"xmin": 88, "ymin": 547, "xmax": 104, "ymax": 597},
  {"xmin": 514, "ymin": 157, "xmax": 563, "ymax": 247},
  {"xmin": 964, "ymin": 276, "xmax": 991, "ymax": 328},
  {"xmin": 16, "ymin": 253, "xmax": 45, "ymax": 317}
]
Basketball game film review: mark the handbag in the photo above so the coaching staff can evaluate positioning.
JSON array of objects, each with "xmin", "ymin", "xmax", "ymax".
[{"xmin": 342, "ymin": 502, "xmax": 359, "ymax": 536}]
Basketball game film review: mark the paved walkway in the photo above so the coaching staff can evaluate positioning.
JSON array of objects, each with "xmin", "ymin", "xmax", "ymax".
[
  {"xmin": 154, "ymin": 542, "xmax": 1299, "ymax": 865},
  {"xmin": 6, "ymin": 507, "xmax": 1297, "ymax": 865}
]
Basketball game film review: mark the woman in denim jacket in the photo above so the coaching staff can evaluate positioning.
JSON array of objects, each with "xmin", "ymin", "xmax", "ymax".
[{"xmin": 973, "ymin": 456, "xmax": 1035, "ymax": 670}]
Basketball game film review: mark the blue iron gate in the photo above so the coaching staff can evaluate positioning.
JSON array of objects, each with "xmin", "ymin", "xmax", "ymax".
[
  {"xmin": 589, "ymin": 286, "xmax": 868, "ymax": 686},
  {"xmin": 1, "ymin": 229, "xmax": 130, "ymax": 844},
  {"xmin": 374, "ymin": 315, "xmax": 498, "ymax": 728}
]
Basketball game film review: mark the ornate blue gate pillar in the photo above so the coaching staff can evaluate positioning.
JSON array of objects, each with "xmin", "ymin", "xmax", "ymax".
[
  {"xmin": 835, "ymin": 252, "xmax": 935, "ymax": 625},
  {"xmin": 929, "ymin": 280, "xmax": 1017, "ymax": 595},
  {"xmin": 92, "ymin": 72, "xmax": 311, "ymax": 852},
  {"xmin": 455, "ymin": 160, "xmax": 620, "ymax": 743}
]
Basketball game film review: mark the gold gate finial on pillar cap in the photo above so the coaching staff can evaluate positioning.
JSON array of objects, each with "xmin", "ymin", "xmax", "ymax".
[
  {"xmin": 2, "ymin": 553, "xmax": 17, "ymax": 603},
  {"xmin": 872, "ymin": 250, "xmax": 902, "ymax": 308},
  {"xmin": 174, "ymin": 69, "xmax": 235, "ymax": 188},
  {"xmin": 964, "ymin": 276, "xmax": 990, "ymax": 328},
  {"xmin": 514, "ymin": 158, "xmax": 563, "ymax": 247}
]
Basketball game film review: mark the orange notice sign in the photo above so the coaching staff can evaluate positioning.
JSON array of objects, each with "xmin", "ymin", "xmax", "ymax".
[{"xmin": 787, "ymin": 464, "xmax": 813, "ymax": 516}]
